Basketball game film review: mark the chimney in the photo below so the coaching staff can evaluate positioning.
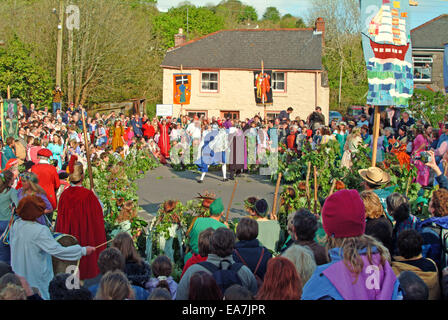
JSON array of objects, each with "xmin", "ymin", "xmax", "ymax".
[
  {"xmin": 174, "ymin": 28, "xmax": 186, "ymax": 47},
  {"xmin": 314, "ymin": 17, "xmax": 325, "ymax": 48}
]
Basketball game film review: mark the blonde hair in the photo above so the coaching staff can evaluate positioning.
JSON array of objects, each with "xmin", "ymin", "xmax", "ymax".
[
  {"xmin": 282, "ymin": 245, "xmax": 317, "ymax": 285},
  {"xmin": 348, "ymin": 127, "xmax": 361, "ymax": 140},
  {"xmin": 326, "ymin": 234, "xmax": 391, "ymax": 283},
  {"xmin": 94, "ymin": 270, "xmax": 135, "ymax": 300},
  {"xmin": 360, "ymin": 191, "xmax": 385, "ymax": 219},
  {"xmin": 0, "ymin": 283, "xmax": 27, "ymax": 300},
  {"xmin": 69, "ymin": 162, "xmax": 84, "ymax": 183}
]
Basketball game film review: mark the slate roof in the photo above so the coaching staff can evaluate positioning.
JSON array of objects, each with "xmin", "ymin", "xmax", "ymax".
[
  {"xmin": 161, "ymin": 29, "xmax": 323, "ymax": 71},
  {"xmin": 411, "ymin": 14, "xmax": 448, "ymax": 49}
]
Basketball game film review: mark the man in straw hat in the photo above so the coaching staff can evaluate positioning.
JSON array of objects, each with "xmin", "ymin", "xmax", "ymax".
[
  {"xmin": 359, "ymin": 166, "xmax": 393, "ymax": 218},
  {"xmin": 31, "ymin": 148, "xmax": 60, "ymax": 213},
  {"xmin": 10, "ymin": 195, "xmax": 96, "ymax": 300},
  {"xmin": 185, "ymin": 197, "xmax": 228, "ymax": 264},
  {"xmin": 56, "ymin": 161, "xmax": 106, "ymax": 281}
]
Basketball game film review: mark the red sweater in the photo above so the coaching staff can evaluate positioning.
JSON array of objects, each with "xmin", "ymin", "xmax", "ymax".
[{"xmin": 181, "ymin": 253, "xmax": 208, "ymax": 279}]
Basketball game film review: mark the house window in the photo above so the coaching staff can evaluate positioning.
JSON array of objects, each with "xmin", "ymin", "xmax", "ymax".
[
  {"xmin": 201, "ymin": 72, "xmax": 219, "ymax": 92},
  {"xmin": 272, "ymin": 72, "xmax": 286, "ymax": 92},
  {"xmin": 266, "ymin": 111, "xmax": 280, "ymax": 121},
  {"xmin": 413, "ymin": 56, "xmax": 433, "ymax": 82},
  {"xmin": 187, "ymin": 111, "xmax": 207, "ymax": 119},
  {"xmin": 220, "ymin": 111, "xmax": 240, "ymax": 120}
]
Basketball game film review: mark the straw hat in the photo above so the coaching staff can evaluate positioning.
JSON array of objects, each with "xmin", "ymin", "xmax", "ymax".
[{"xmin": 358, "ymin": 167, "xmax": 390, "ymax": 185}]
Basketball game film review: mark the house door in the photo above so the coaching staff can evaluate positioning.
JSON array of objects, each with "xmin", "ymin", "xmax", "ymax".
[{"xmin": 221, "ymin": 111, "xmax": 240, "ymax": 120}]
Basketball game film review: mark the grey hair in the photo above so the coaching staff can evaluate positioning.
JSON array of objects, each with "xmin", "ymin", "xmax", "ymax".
[
  {"xmin": 386, "ymin": 192, "xmax": 408, "ymax": 214},
  {"xmin": 281, "ymin": 244, "xmax": 317, "ymax": 286}
]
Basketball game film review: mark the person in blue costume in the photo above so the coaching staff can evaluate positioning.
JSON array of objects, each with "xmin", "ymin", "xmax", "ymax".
[{"xmin": 195, "ymin": 124, "xmax": 228, "ymax": 183}]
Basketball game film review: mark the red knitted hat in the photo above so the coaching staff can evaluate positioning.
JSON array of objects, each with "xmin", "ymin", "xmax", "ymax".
[{"xmin": 322, "ymin": 189, "xmax": 366, "ymax": 238}]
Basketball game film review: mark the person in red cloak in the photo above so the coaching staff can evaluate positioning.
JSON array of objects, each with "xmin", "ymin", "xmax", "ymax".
[
  {"xmin": 31, "ymin": 149, "xmax": 60, "ymax": 213},
  {"xmin": 55, "ymin": 158, "xmax": 106, "ymax": 281},
  {"xmin": 158, "ymin": 118, "xmax": 171, "ymax": 159}
]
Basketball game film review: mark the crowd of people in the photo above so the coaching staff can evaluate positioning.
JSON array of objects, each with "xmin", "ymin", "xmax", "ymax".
[{"xmin": 0, "ymin": 96, "xmax": 447, "ymax": 301}]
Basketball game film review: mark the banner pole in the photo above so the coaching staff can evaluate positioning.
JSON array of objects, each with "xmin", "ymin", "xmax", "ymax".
[{"xmin": 371, "ymin": 105, "xmax": 381, "ymax": 168}]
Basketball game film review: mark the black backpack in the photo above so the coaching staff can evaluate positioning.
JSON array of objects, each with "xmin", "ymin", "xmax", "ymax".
[
  {"xmin": 234, "ymin": 248, "xmax": 265, "ymax": 290},
  {"xmin": 198, "ymin": 259, "xmax": 244, "ymax": 293}
]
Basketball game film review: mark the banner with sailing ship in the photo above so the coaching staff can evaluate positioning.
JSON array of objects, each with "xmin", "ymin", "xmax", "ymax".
[{"xmin": 360, "ymin": 0, "xmax": 414, "ymax": 108}]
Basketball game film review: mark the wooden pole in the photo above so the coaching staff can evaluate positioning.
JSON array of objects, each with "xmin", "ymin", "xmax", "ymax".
[
  {"xmin": 7, "ymin": 85, "xmax": 10, "ymax": 99},
  {"xmin": 371, "ymin": 105, "xmax": 381, "ymax": 167},
  {"xmin": 80, "ymin": 109, "xmax": 94, "ymax": 190},
  {"xmin": 56, "ymin": 0, "xmax": 64, "ymax": 88},
  {"xmin": 329, "ymin": 179, "xmax": 337, "ymax": 197},
  {"xmin": 271, "ymin": 172, "xmax": 282, "ymax": 220},
  {"xmin": 313, "ymin": 166, "xmax": 318, "ymax": 215},
  {"xmin": 0, "ymin": 98, "xmax": 4, "ymax": 143},
  {"xmin": 225, "ymin": 179, "xmax": 238, "ymax": 223},
  {"xmin": 305, "ymin": 161, "xmax": 311, "ymax": 210}
]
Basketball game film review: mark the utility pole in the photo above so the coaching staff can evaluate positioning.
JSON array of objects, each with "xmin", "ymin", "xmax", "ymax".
[{"xmin": 56, "ymin": 0, "xmax": 64, "ymax": 88}]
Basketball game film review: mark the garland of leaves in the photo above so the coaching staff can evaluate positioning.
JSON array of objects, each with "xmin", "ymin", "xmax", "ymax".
[
  {"xmin": 84, "ymin": 145, "xmax": 160, "ymax": 254},
  {"xmin": 273, "ymin": 139, "xmax": 428, "ymax": 237}
]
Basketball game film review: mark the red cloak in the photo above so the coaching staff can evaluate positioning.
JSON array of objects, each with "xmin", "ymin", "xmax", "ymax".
[
  {"xmin": 158, "ymin": 123, "xmax": 171, "ymax": 158},
  {"xmin": 56, "ymin": 186, "xmax": 107, "ymax": 280},
  {"xmin": 31, "ymin": 163, "xmax": 60, "ymax": 210}
]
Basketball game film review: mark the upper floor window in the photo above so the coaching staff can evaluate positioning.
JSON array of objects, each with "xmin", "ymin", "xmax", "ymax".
[
  {"xmin": 272, "ymin": 72, "xmax": 286, "ymax": 92},
  {"xmin": 413, "ymin": 56, "xmax": 432, "ymax": 82},
  {"xmin": 201, "ymin": 72, "xmax": 219, "ymax": 92}
]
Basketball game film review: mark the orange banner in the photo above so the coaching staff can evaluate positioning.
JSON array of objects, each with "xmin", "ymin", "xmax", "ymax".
[{"xmin": 173, "ymin": 73, "xmax": 191, "ymax": 105}]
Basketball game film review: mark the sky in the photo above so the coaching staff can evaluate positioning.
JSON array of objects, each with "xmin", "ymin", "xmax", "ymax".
[{"xmin": 156, "ymin": 0, "xmax": 448, "ymax": 29}]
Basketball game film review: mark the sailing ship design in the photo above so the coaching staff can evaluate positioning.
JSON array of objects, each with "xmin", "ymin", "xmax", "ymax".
[
  {"xmin": 365, "ymin": 0, "xmax": 410, "ymax": 61},
  {"xmin": 361, "ymin": 0, "xmax": 413, "ymax": 108}
]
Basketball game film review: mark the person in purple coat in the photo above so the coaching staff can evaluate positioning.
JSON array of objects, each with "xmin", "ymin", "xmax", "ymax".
[{"xmin": 302, "ymin": 190, "xmax": 401, "ymax": 300}]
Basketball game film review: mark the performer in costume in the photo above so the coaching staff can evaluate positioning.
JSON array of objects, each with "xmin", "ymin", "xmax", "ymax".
[
  {"xmin": 185, "ymin": 197, "xmax": 228, "ymax": 264},
  {"xmin": 10, "ymin": 195, "xmax": 95, "ymax": 300},
  {"xmin": 30, "ymin": 149, "xmax": 60, "ymax": 216},
  {"xmin": 55, "ymin": 159, "xmax": 107, "ymax": 281},
  {"xmin": 111, "ymin": 120, "xmax": 125, "ymax": 152},
  {"xmin": 195, "ymin": 124, "xmax": 228, "ymax": 183},
  {"xmin": 228, "ymin": 125, "xmax": 248, "ymax": 180},
  {"xmin": 158, "ymin": 119, "xmax": 171, "ymax": 159}
]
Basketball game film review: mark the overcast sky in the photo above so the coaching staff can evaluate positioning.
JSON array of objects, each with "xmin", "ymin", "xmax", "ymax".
[{"xmin": 156, "ymin": 0, "xmax": 448, "ymax": 29}]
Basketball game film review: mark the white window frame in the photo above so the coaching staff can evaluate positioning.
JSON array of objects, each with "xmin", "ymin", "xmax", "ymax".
[
  {"xmin": 413, "ymin": 56, "xmax": 433, "ymax": 83},
  {"xmin": 200, "ymin": 72, "xmax": 219, "ymax": 92},
  {"xmin": 272, "ymin": 72, "xmax": 286, "ymax": 92}
]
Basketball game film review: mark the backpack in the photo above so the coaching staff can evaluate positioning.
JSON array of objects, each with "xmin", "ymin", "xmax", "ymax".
[
  {"xmin": 420, "ymin": 223, "xmax": 448, "ymax": 270},
  {"xmin": 198, "ymin": 259, "xmax": 244, "ymax": 293},
  {"xmin": 234, "ymin": 248, "xmax": 265, "ymax": 289}
]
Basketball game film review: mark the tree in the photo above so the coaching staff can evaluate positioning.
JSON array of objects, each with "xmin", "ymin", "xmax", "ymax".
[
  {"xmin": 262, "ymin": 7, "xmax": 281, "ymax": 23},
  {"xmin": 0, "ymin": 35, "xmax": 53, "ymax": 107},
  {"xmin": 238, "ymin": 5, "xmax": 257, "ymax": 23},
  {"xmin": 154, "ymin": 4, "xmax": 225, "ymax": 48},
  {"xmin": 307, "ymin": 0, "xmax": 366, "ymax": 111},
  {"xmin": 280, "ymin": 14, "xmax": 302, "ymax": 29}
]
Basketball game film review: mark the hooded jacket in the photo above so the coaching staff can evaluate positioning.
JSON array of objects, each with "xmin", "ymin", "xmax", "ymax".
[{"xmin": 302, "ymin": 247, "xmax": 401, "ymax": 300}]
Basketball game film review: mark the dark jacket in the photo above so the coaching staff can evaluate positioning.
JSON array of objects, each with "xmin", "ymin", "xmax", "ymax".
[
  {"xmin": 124, "ymin": 260, "xmax": 151, "ymax": 288},
  {"xmin": 296, "ymin": 240, "xmax": 329, "ymax": 266},
  {"xmin": 436, "ymin": 173, "xmax": 448, "ymax": 191},
  {"xmin": 232, "ymin": 239, "xmax": 272, "ymax": 280},
  {"xmin": 365, "ymin": 216, "xmax": 394, "ymax": 255}
]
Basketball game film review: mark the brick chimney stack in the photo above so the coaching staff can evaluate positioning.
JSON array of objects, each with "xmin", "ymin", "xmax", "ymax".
[
  {"xmin": 174, "ymin": 28, "xmax": 186, "ymax": 47},
  {"xmin": 315, "ymin": 17, "xmax": 325, "ymax": 48}
]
